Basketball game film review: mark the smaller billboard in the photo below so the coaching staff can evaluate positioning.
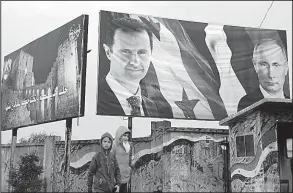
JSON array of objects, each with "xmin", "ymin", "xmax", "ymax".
[{"xmin": 1, "ymin": 15, "xmax": 89, "ymax": 131}]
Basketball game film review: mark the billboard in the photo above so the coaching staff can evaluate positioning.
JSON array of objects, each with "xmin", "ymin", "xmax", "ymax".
[
  {"xmin": 1, "ymin": 15, "xmax": 89, "ymax": 131},
  {"xmin": 96, "ymin": 10, "xmax": 290, "ymax": 121}
]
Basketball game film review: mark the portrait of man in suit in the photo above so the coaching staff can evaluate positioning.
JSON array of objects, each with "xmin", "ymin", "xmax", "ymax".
[
  {"xmin": 97, "ymin": 17, "xmax": 158, "ymax": 117},
  {"xmin": 237, "ymin": 38, "xmax": 289, "ymax": 112}
]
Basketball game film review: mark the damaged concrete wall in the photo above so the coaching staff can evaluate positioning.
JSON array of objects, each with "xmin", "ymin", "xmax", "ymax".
[
  {"xmin": 228, "ymin": 103, "xmax": 292, "ymax": 192},
  {"xmin": 131, "ymin": 120, "xmax": 229, "ymax": 192}
]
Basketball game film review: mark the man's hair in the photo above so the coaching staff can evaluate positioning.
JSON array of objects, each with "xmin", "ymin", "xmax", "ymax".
[
  {"xmin": 105, "ymin": 17, "xmax": 153, "ymax": 51},
  {"xmin": 252, "ymin": 38, "xmax": 288, "ymax": 63}
]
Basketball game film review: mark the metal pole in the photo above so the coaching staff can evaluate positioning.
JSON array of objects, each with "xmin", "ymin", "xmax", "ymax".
[
  {"xmin": 223, "ymin": 138, "xmax": 230, "ymax": 193},
  {"xmin": 63, "ymin": 118, "xmax": 72, "ymax": 192},
  {"xmin": 227, "ymin": 140, "xmax": 231, "ymax": 192},
  {"xmin": 128, "ymin": 116, "xmax": 133, "ymax": 131},
  {"xmin": 128, "ymin": 116, "xmax": 132, "ymax": 193},
  {"xmin": 0, "ymin": 59, "xmax": 3, "ymax": 192},
  {"xmin": 8, "ymin": 128, "xmax": 18, "ymax": 192}
]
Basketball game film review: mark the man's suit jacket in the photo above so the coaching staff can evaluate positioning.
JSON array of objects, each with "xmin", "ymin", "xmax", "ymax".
[
  {"xmin": 237, "ymin": 88, "xmax": 290, "ymax": 112},
  {"xmin": 97, "ymin": 78, "xmax": 159, "ymax": 117}
]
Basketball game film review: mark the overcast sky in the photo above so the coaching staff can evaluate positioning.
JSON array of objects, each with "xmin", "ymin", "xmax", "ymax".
[{"xmin": 1, "ymin": 1, "xmax": 292, "ymax": 144}]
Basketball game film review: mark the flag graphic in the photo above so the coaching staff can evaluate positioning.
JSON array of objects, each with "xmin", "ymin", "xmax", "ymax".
[
  {"xmin": 97, "ymin": 11, "xmax": 290, "ymax": 121},
  {"xmin": 204, "ymin": 24, "xmax": 246, "ymax": 115}
]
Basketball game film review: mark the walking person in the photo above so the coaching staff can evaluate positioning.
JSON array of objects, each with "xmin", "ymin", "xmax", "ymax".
[
  {"xmin": 111, "ymin": 126, "xmax": 132, "ymax": 192},
  {"xmin": 88, "ymin": 132, "xmax": 121, "ymax": 192}
]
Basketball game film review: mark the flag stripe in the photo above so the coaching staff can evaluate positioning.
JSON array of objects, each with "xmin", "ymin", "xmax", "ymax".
[
  {"xmin": 223, "ymin": 25, "xmax": 257, "ymax": 94},
  {"xmin": 140, "ymin": 62, "xmax": 174, "ymax": 118},
  {"xmin": 158, "ymin": 18, "xmax": 228, "ymax": 120},
  {"xmin": 204, "ymin": 24, "xmax": 246, "ymax": 115},
  {"xmin": 179, "ymin": 20, "xmax": 221, "ymax": 90},
  {"xmin": 152, "ymin": 17, "xmax": 216, "ymax": 119}
]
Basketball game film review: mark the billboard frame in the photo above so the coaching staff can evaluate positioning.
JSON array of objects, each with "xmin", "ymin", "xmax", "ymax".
[
  {"xmin": 1, "ymin": 14, "xmax": 89, "ymax": 131},
  {"xmin": 96, "ymin": 10, "xmax": 290, "ymax": 121}
]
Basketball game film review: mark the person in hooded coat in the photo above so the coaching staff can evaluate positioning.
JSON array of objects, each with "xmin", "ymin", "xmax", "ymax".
[
  {"xmin": 111, "ymin": 126, "xmax": 132, "ymax": 193},
  {"xmin": 88, "ymin": 132, "xmax": 121, "ymax": 193}
]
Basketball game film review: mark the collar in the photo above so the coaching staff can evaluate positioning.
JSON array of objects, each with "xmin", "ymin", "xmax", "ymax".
[
  {"xmin": 106, "ymin": 73, "xmax": 144, "ymax": 115},
  {"xmin": 102, "ymin": 148, "xmax": 111, "ymax": 155},
  {"xmin": 259, "ymin": 85, "xmax": 285, "ymax": 99},
  {"xmin": 106, "ymin": 73, "xmax": 142, "ymax": 101}
]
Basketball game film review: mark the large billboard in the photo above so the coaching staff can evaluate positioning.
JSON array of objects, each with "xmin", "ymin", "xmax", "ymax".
[
  {"xmin": 1, "ymin": 15, "xmax": 89, "ymax": 131},
  {"xmin": 96, "ymin": 10, "xmax": 290, "ymax": 121}
]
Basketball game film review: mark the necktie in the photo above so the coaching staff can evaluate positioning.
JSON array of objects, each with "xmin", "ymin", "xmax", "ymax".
[{"xmin": 126, "ymin": 96, "xmax": 141, "ymax": 116}]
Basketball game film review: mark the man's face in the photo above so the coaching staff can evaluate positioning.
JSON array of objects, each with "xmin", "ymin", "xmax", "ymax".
[
  {"xmin": 254, "ymin": 43, "xmax": 288, "ymax": 95},
  {"xmin": 102, "ymin": 137, "xmax": 112, "ymax": 150},
  {"xmin": 104, "ymin": 29, "xmax": 151, "ymax": 82}
]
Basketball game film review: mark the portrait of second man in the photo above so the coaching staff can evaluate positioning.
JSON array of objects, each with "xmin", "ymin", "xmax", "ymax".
[
  {"xmin": 237, "ymin": 38, "xmax": 290, "ymax": 112},
  {"xmin": 97, "ymin": 17, "xmax": 159, "ymax": 117}
]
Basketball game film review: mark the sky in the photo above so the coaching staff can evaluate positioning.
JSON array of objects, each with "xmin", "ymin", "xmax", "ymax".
[{"xmin": 1, "ymin": 1, "xmax": 292, "ymax": 144}]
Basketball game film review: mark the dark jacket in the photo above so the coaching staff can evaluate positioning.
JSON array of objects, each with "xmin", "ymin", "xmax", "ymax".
[
  {"xmin": 97, "ymin": 78, "xmax": 159, "ymax": 117},
  {"xmin": 87, "ymin": 132, "xmax": 121, "ymax": 192},
  {"xmin": 111, "ymin": 126, "xmax": 132, "ymax": 184},
  {"xmin": 237, "ymin": 88, "xmax": 290, "ymax": 112}
]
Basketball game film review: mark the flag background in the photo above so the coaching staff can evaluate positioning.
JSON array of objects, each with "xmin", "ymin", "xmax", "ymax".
[{"xmin": 97, "ymin": 10, "xmax": 290, "ymax": 121}]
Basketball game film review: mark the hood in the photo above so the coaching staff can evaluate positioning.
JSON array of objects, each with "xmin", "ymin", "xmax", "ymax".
[
  {"xmin": 101, "ymin": 132, "xmax": 113, "ymax": 151},
  {"xmin": 115, "ymin": 126, "xmax": 131, "ymax": 145}
]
